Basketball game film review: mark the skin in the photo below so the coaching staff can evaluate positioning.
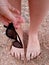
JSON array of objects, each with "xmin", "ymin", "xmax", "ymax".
[
  {"xmin": 8, "ymin": 0, "xmax": 24, "ymax": 60},
  {"xmin": 0, "ymin": 0, "xmax": 24, "ymax": 60},
  {"xmin": 0, "ymin": 0, "xmax": 49, "ymax": 60},
  {"xmin": 26, "ymin": 0, "xmax": 49, "ymax": 60},
  {"xmin": 0, "ymin": 0, "xmax": 24, "ymax": 28}
]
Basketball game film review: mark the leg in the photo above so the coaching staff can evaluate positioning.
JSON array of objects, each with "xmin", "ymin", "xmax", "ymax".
[
  {"xmin": 9, "ymin": 0, "xmax": 24, "ymax": 60},
  {"xmin": 26, "ymin": 0, "xmax": 49, "ymax": 60}
]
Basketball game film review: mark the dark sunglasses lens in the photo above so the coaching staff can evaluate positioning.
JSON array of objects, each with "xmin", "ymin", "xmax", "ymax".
[
  {"xmin": 12, "ymin": 41, "xmax": 23, "ymax": 48},
  {"xmin": 4, "ymin": 23, "xmax": 23, "ymax": 48},
  {"xmin": 6, "ymin": 29, "xmax": 17, "ymax": 39}
]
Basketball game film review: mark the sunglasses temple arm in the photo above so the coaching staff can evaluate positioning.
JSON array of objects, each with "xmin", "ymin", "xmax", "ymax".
[
  {"xmin": 17, "ymin": 33, "xmax": 22, "ymax": 45},
  {"xmin": 4, "ymin": 25, "xmax": 8, "ymax": 28}
]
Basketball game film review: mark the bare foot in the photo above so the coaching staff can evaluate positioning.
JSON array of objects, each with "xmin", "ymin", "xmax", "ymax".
[
  {"xmin": 10, "ymin": 27, "xmax": 24, "ymax": 60},
  {"xmin": 26, "ymin": 33, "xmax": 41, "ymax": 60}
]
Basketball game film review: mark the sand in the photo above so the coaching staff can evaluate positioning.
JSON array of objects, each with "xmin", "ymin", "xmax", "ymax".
[{"xmin": 0, "ymin": 0, "xmax": 49, "ymax": 65}]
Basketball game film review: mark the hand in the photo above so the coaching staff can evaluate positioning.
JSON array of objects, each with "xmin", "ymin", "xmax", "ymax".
[{"xmin": 0, "ymin": 0, "xmax": 24, "ymax": 28}]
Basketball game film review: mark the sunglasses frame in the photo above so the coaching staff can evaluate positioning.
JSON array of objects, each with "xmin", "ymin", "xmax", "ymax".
[{"xmin": 4, "ymin": 23, "xmax": 23, "ymax": 48}]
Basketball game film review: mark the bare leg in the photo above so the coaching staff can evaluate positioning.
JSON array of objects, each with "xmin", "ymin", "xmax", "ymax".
[
  {"xmin": 26, "ymin": 0, "xmax": 49, "ymax": 60},
  {"xmin": 9, "ymin": 0, "xmax": 24, "ymax": 60}
]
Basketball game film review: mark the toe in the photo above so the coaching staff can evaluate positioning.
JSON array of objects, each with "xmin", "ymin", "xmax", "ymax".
[
  {"xmin": 33, "ymin": 52, "xmax": 37, "ymax": 58},
  {"xmin": 26, "ymin": 50, "xmax": 41, "ymax": 60},
  {"xmin": 33, "ymin": 50, "xmax": 41, "ymax": 59},
  {"xmin": 15, "ymin": 53, "xmax": 18, "ymax": 59},
  {"xmin": 10, "ymin": 48, "xmax": 14, "ymax": 56},
  {"xmin": 26, "ymin": 53, "xmax": 30, "ymax": 61},
  {"xmin": 10, "ymin": 46, "xmax": 24, "ymax": 60},
  {"xmin": 17, "ymin": 53, "xmax": 20, "ymax": 60},
  {"xmin": 21, "ymin": 53, "xmax": 24, "ymax": 60},
  {"xmin": 36, "ymin": 50, "xmax": 41, "ymax": 57},
  {"xmin": 30, "ymin": 53, "xmax": 33, "ymax": 60}
]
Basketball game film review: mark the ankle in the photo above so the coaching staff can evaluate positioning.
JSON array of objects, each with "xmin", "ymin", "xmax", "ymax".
[
  {"xmin": 29, "ymin": 31, "xmax": 39, "ymax": 40},
  {"xmin": 29, "ymin": 31, "xmax": 38, "ymax": 36}
]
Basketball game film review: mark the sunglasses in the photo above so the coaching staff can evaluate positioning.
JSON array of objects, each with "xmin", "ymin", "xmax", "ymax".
[{"xmin": 4, "ymin": 23, "xmax": 23, "ymax": 48}]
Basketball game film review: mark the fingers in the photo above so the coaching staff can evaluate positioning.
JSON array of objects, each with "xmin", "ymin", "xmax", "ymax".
[
  {"xmin": 0, "ymin": 1, "xmax": 25, "ymax": 28},
  {"xmin": 8, "ymin": 3, "xmax": 25, "ymax": 23},
  {"xmin": 12, "ymin": 16, "xmax": 25, "ymax": 29},
  {"xmin": 0, "ymin": 5, "xmax": 18, "ymax": 22},
  {"xmin": 8, "ymin": 3, "xmax": 20, "ymax": 15}
]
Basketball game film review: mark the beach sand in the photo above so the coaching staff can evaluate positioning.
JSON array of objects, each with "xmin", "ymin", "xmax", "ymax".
[{"xmin": 0, "ymin": 0, "xmax": 49, "ymax": 65}]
